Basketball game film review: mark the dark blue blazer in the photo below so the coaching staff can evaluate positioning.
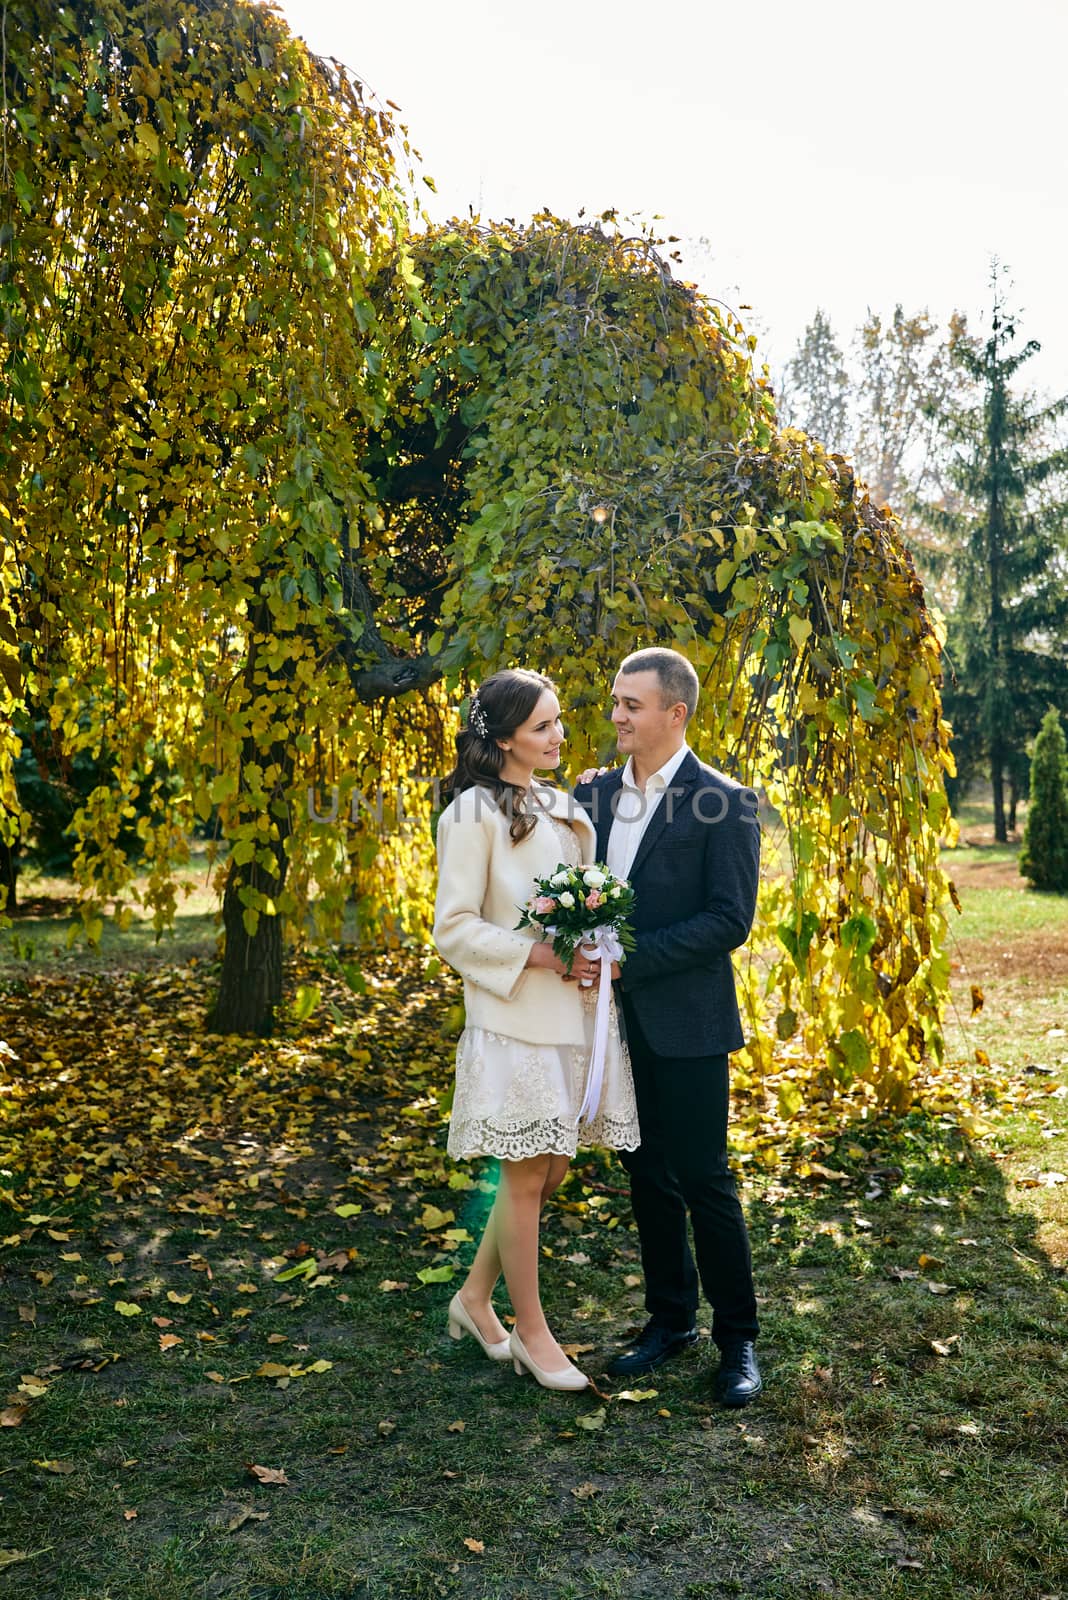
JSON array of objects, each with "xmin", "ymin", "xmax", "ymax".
[{"xmin": 572, "ymin": 751, "xmax": 760, "ymax": 1058}]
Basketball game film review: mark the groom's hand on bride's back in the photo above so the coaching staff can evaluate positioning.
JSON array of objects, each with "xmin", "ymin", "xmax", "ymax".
[{"xmin": 575, "ymin": 765, "xmax": 611, "ymax": 785}]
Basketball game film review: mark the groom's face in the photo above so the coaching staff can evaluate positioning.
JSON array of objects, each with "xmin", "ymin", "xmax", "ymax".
[{"xmin": 610, "ymin": 670, "xmax": 683, "ymax": 757}]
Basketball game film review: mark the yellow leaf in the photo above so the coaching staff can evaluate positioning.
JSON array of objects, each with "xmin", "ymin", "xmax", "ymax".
[
  {"xmin": 576, "ymin": 1408, "xmax": 607, "ymax": 1431},
  {"xmin": 135, "ymin": 124, "xmax": 159, "ymax": 159},
  {"xmin": 62, "ymin": 1173, "xmax": 82, "ymax": 1189},
  {"xmin": 417, "ymin": 1205, "xmax": 455, "ymax": 1230},
  {"xmin": 788, "ymin": 614, "xmax": 812, "ymax": 650},
  {"xmin": 447, "ymin": 1419, "xmax": 465, "ymax": 1433},
  {"xmin": 462, "ymin": 1538, "xmax": 485, "ymax": 1554},
  {"xmin": 114, "ymin": 1301, "xmax": 142, "ymax": 1317},
  {"xmin": 158, "ymin": 1334, "xmax": 183, "ymax": 1351},
  {"xmin": 166, "ymin": 1291, "xmax": 192, "ymax": 1305}
]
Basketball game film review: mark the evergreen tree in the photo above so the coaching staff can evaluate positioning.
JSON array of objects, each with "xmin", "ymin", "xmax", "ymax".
[
  {"xmin": 928, "ymin": 269, "xmax": 1068, "ymax": 841},
  {"xmin": 1020, "ymin": 709, "xmax": 1068, "ymax": 890}
]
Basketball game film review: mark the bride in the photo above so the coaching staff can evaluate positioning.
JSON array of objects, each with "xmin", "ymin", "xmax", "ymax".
[{"xmin": 433, "ymin": 668, "xmax": 639, "ymax": 1392}]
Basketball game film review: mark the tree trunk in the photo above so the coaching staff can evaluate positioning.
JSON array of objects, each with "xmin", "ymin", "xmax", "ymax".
[
  {"xmin": 991, "ymin": 753, "xmax": 1008, "ymax": 844},
  {"xmin": 207, "ymin": 852, "xmax": 287, "ymax": 1035},
  {"xmin": 0, "ymin": 839, "xmax": 17, "ymax": 910},
  {"xmin": 1008, "ymin": 774, "xmax": 1020, "ymax": 833}
]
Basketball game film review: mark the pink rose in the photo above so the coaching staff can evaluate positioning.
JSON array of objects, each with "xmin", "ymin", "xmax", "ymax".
[
  {"xmin": 585, "ymin": 889, "xmax": 603, "ymax": 910},
  {"xmin": 533, "ymin": 895, "xmax": 557, "ymax": 914}
]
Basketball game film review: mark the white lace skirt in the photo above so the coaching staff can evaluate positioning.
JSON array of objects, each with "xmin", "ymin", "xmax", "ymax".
[{"xmin": 447, "ymin": 992, "xmax": 641, "ymax": 1161}]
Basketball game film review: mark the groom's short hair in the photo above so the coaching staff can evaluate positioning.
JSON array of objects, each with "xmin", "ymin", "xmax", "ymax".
[{"xmin": 619, "ymin": 648, "xmax": 699, "ymax": 722}]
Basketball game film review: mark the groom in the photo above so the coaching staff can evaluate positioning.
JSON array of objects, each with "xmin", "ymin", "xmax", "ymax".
[{"xmin": 573, "ymin": 647, "xmax": 762, "ymax": 1406}]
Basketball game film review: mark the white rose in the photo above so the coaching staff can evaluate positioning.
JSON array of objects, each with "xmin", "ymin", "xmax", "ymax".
[
  {"xmin": 550, "ymin": 871, "xmax": 571, "ymax": 888},
  {"xmin": 558, "ymin": 891, "xmax": 575, "ymax": 908},
  {"xmin": 610, "ymin": 885, "xmax": 622, "ymax": 898},
  {"xmin": 582, "ymin": 869, "xmax": 606, "ymax": 888}
]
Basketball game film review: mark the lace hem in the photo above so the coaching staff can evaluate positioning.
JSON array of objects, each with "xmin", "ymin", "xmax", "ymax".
[{"xmin": 448, "ymin": 1113, "xmax": 641, "ymax": 1162}]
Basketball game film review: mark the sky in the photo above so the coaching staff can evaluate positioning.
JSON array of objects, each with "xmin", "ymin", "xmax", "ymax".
[{"xmin": 273, "ymin": 0, "xmax": 1068, "ymax": 395}]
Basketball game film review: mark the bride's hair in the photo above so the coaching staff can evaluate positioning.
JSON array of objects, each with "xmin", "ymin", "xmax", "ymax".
[{"xmin": 443, "ymin": 668, "xmax": 558, "ymax": 844}]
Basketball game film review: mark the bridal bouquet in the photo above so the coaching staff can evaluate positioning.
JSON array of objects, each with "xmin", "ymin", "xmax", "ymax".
[
  {"xmin": 516, "ymin": 861, "xmax": 636, "ymax": 976},
  {"xmin": 517, "ymin": 862, "xmax": 636, "ymax": 1123}
]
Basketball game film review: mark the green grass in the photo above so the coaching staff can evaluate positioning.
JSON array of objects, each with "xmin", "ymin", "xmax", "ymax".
[{"xmin": 2, "ymin": 820, "xmax": 1068, "ymax": 1600}]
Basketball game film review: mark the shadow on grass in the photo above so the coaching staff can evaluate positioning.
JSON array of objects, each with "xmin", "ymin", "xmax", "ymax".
[{"xmin": 0, "ymin": 1035, "xmax": 1065, "ymax": 1600}]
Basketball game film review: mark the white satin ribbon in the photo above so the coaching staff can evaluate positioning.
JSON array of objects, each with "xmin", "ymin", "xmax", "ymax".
[{"xmin": 576, "ymin": 926, "xmax": 624, "ymax": 1124}]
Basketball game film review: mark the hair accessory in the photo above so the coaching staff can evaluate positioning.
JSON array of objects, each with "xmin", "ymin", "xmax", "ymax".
[{"xmin": 468, "ymin": 695, "xmax": 489, "ymax": 739}]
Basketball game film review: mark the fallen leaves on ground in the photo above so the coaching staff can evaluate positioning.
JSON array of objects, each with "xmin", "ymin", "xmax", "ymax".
[{"xmin": 1, "ymin": 948, "xmax": 1040, "ymax": 1243}]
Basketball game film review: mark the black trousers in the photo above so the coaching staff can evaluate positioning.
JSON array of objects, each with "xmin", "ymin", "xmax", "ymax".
[{"xmin": 618, "ymin": 996, "xmax": 759, "ymax": 1347}]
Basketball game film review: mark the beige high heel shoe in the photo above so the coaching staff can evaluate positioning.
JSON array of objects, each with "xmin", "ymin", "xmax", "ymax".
[
  {"xmin": 509, "ymin": 1328, "xmax": 589, "ymax": 1392},
  {"xmin": 447, "ymin": 1292, "xmax": 511, "ymax": 1361}
]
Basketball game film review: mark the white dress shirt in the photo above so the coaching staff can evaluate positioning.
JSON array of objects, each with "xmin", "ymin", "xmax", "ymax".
[{"xmin": 605, "ymin": 743, "xmax": 691, "ymax": 882}]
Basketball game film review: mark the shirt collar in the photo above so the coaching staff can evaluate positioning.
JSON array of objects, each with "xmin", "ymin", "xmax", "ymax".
[{"xmin": 621, "ymin": 743, "xmax": 691, "ymax": 795}]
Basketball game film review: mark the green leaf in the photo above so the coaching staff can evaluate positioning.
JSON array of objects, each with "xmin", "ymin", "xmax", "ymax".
[
  {"xmin": 834, "ymin": 1029, "xmax": 871, "ymax": 1078},
  {"xmin": 292, "ymin": 984, "xmax": 321, "ymax": 1023},
  {"xmin": 777, "ymin": 1080, "xmax": 803, "ymax": 1119},
  {"xmin": 416, "ymin": 1264, "xmax": 457, "ymax": 1285},
  {"xmin": 777, "ymin": 911, "xmax": 820, "ymax": 972},
  {"xmin": 273, "ymin": 1258, "xmax": 317, "ymax": 1283},
  {"xmin": 841, "ymin": 912, "xmax": 878, "ymax": 956}
]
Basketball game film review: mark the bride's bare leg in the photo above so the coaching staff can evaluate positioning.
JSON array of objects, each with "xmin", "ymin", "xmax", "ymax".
[
  {"xmin": 541, "ymin": 1154, "xmax": 570, "ymax": 1207},
  {"xmin": 495, "ymin": 1154, "xmax": 573, "ymax": 1370},
  {"xmin": 459, "ymin": 1153, "xmax": 572, "ymax": 1348},
  {"xmin": 456, "ymin": 1204, "xmax": 508, "ymax": 1345}
]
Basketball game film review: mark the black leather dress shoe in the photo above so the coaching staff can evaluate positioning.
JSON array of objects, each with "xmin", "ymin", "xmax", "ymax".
[
  {"xmin": 712, "ymin": 1340, "xmax": 762, "ymax": 1406},
  {"xmin": 605, "ymin": 1321, "xmax": 699, "ymax": 1378}
]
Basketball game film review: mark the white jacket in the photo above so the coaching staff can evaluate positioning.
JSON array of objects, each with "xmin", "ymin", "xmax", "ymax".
[{"xmin": 433, "ymin": 781, "xmax": 597, "ymax": 1046}]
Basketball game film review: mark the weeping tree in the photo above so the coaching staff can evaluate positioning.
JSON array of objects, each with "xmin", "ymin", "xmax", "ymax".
[
  {"xmin": 4, "ymin": 5, "xmax": 955, "ymax": 1104},
  {"xmin": 1, "ymin": 0, "xmax": 453, "ymax": 1031},
  {"xmin": 365, "ymin": 217, "xmax": 955, "ymax": 1108}
]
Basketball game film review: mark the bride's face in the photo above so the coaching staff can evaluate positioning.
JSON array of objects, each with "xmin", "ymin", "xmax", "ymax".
[{"xmin": 499, "ymin": 689, "xmax": 565, "ymax": 775}]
